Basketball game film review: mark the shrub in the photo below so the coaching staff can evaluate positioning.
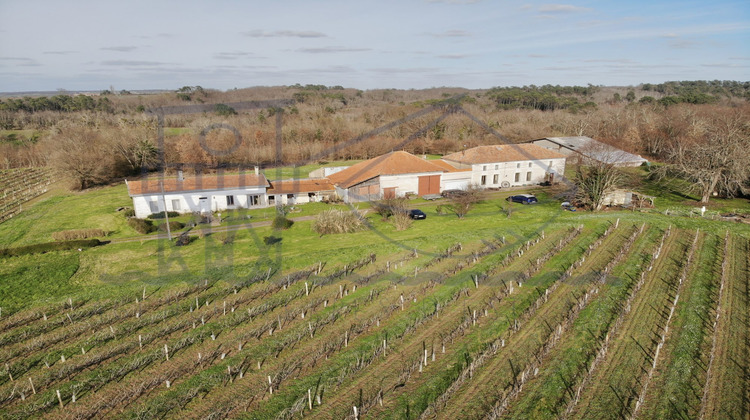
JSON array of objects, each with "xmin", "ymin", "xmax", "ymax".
[
  {"xmin": 373, "ymin": 198, "xmax": 409, "ymax": 221},
  {"xmin": 147, "ymin": 211, "xmax": 179, "ymax": 219},
  {"xmin": 157, "ymin": 221, "xmax": 185, "ymax": 232},
  {"xmin": 175, "ymin": 233, "xmax": 192, "ymax": 246},
  {"xmin": 312, "ymin": 209, "xmax": 365, "ymax": 235},
  {"xmin": 0, "ymin": 239, "xmax": 103, "ymax": 258},
  {"xmin": 52, "ymin": 229, "xmax": 107, "ymax": 241},
  {"xmin": 263, "ymin": 236, "xmax": 282, "ymax": 245},
  {"xmin": 123, "ymin": 208, "xmax": 135, "ymax": 218},
  {"xmin": 272, "ymin": 216, "xmax": 294, "ymax": 230},
  {"xmin": 128, "ymin": 218, "xmax": 156, "ymax": 234},
  {"xmin": 392, "ymin": 212, "xmax": 413, "ymax": 231}
]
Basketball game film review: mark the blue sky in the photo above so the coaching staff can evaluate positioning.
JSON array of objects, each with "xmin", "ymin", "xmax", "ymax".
[{"xmin": 0, "ymin": 0, "xmax": 748, "ymax": 92}]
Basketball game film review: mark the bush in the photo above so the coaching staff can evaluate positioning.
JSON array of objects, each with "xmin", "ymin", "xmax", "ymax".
[
  {"xmin": 392, "ymin": 212, "xmax": 413, "ymax": 231},
  {"xmin": 157, "ymin": 221, "xmax": 185, "ymax": 232},
  {"xmin": 147, "ymin": 211, "xmax": 179, "ymax": 219},
  {"xmin": 373, "ymin": 198, "xmax": 409, "ymax": 221},
  {"xmin": 272, "ymin": 216, "xmax": 294, "ymax": 230},
  {"xmin": 128, "ymin": 218, "xmax": 157, "ymax": 234},
  {"xmin": 0, "ymin": 239, "xmax": 103, "ymax": 258},
  {"xmin": 263, "ymin": 236, "xmax": 282, "ymax": 245},
  {"xmin": 123, "ymin": 208, "xmax": 135, "ymax": 218},
  {"xmin": 312, "ymin": 209, "xmax": 365, "ymax": 235},
  {"xmin": 52, "ymin": 229, "xmax": 107, "ymax": 241}
]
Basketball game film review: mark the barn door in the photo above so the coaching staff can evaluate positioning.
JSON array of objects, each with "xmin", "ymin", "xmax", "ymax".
[
  {"xmin": 383, "ymin": 187, "xmax": 396, "ymax": 199},
  {"xmin": 418, "ymin": 175, "xmax": 440, "ymax": 195}
]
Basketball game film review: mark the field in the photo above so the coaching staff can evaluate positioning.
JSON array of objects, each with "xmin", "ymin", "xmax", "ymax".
[{"xmin": 0, "ymin": 181, "xmax": 749, "ymax": 419}]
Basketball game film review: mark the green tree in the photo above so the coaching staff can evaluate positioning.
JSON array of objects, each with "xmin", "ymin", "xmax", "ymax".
[{"xmin": 214, "ymin": 103, "xmax": 237, "ymax": 116}]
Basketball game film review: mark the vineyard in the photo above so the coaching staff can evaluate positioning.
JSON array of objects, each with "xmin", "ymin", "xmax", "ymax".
[
  {"xmin": 0, "ymin": 220, "xmax": 747, "ymax": 419},
  {"xmin": 0, "ymin": 168, "xmax": 55, "ymax": 224}
]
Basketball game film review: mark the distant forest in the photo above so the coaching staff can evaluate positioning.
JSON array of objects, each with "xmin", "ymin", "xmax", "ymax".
[{"xmin": 1, "ymin": 80, "xmax": 748, "ymax": 192}]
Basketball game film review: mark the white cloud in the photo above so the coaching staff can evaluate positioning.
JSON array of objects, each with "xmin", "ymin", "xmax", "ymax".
[
  {"xmin": 101, "ymin": 46, "xmax": 138, "ymax": 52},
  {"xmin": 296, "ymin": 46, "xmax": 371, "ymax": 53},
  {"xmin": 242, "ymin": 30, "xmax": 327, "ymax": 38},
  {"xmin": 538, "ymin": 4, "xmax": 592, "ymax": 13}
]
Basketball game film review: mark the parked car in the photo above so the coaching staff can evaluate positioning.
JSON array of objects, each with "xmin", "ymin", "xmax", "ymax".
[
  {"xmin": 407, "ymin": 209, "xmax": 427, "ymax": 220},
  {"xmin": 506, "ymin": 194, "xmax": 538, "ymax": 204}
]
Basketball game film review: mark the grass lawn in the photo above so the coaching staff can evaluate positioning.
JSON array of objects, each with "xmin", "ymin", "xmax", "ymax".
[{"xmin": 1, "ymin": 167, "xmax": 748, "ymax": 314}]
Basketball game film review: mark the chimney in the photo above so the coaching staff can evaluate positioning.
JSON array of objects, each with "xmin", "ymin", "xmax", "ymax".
[
  {"xmin": 177, "ymin": 170, "xmax": 184, "ymax": 182},
  {"xmin": 254, "ymin": 166, "xmax": 259, "ymax": 175}
]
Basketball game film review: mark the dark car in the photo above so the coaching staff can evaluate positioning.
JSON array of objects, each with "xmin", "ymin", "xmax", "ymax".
[
  {"xmin": 408, "ymin": 209, "xmax": 427, "ymax": 219},
  {"xmin": 506, "ymin": 194, "xmax": 538, "ymax": 204}
]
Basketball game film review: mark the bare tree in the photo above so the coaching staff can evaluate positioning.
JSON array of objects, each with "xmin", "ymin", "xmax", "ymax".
[
  {"xmin": 47, "ymin": 127, "xmax": 115, "ymax": 190},
  {"xmin": 574, "ymin": 161, "xmax": 623, "ymax": 211},
  {"xmin": 659, "ymin": 110, "xmax": 750, "ymax": 203},
  {"xmin": 446, "ymin": 185, "xmax": 485, "ymax": 218}
]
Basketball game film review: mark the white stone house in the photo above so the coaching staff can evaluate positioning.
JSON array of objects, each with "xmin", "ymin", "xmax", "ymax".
[
  {"xmin": 441, "ymin": 144, "xmax": 567, "ymax": 188},
  {"xmin": 126, "ymin": 172, "xmax": 269, "ymax": 219}
]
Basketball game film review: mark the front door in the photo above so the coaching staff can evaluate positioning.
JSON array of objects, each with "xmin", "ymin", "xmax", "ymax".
[{"xmin": 198, "ymin": 197, "xmax": 209, "ymax": 214}]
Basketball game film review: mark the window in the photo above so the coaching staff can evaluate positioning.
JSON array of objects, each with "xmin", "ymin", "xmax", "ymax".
[
  {"xmin": 495, "ymin": 164, "xmax": 499, "ymax": 170},
  {"xmin": 226, "ymin": 195, "xmax": 235, "ymax": 206},
  {"xmin": 481, "ymin": 175, "xmax": 487, "ymax": 185},
  {"xmin": 247, "ymin": 194, "xmax": 259, "ymax": 206},
  {"xmin": 514, "ymin": 173, "xmax": 520, "ymax": 182},
  {"xmin": 529, "ymin": 162, "xmax": 532, "ymax": 168},
  {"xmin": 526, "ymin": 171, "xmax": 532, "ymax": 181},
  {"xmin": 268, "ymin": 195, "xmax": 276, "ymax": 205},
  {"xmin": 516, "ymin": 163, "xmax": 521, "ymax": 168},
  {"xmin": 483, "ymin": 165, "xmax": 487, "ymax": 171},
  {"xmin": 149, "ymin": 201, "xmax": 159, "ymax": 213},
  {"xmin": 287, "ymin": 194, "xmax": 294, "ymax": 199},
  {"xmin": 548, "ymin": 160, "xmax": 553, "ymax": 169},
  {"xmin": 171, "ymin": 199, "xmax": 181, "ymax": 211},
  {"xmin": 493, "ymin": 174, "xmax": 499, "ymax": 184}
]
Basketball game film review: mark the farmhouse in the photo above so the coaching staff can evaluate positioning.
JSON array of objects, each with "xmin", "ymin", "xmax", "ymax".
[
  {"xmin": 126, "ymin": 145, "xmax": 568, "ymax": 214},
  {"xmin": 527, "ymin": 136, "xmax": 648, "ymax": 167},
  {"xmin": 327, "ymin": 151, "xmax": 447, "ymax": 202},
  {"xmin": 441, "ymin": 144, "xmax": 566, "ymax": 188},
  {"xmin": 126, "ymin": 172, "xmax": 270, "ymax": 219}
]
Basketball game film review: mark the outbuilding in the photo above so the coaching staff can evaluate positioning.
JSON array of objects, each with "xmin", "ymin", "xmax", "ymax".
[{"xmin": 327, "ymin": 151, "xmax": 447, "ymax": 202}]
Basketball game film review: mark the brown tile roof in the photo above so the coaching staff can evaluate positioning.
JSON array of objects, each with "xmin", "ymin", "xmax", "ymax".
[
  {"xmin": 267, "ymin": 178, "xmax": 334, "ymax": 194},
  {"xmin": 327, "ymin": 151, "xmax": 446, "ymax": 188},
  {"xmin": 442, "ymin": 143, "xmax": 565, "ymax": 164},
  {"xmin": 127, "ymin": 173, "xmax": 268, "ymax": 196},
  {"xmin": 430, "ymin": 159, "xmax": 471, "ymax": 172}
]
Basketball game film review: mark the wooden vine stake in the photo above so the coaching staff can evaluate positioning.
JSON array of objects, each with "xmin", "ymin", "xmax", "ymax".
[
  {"xmin": 29, "ymin": 377, "xmax": 36, "ymax": 394},
  {"xmin": 308, "ymin": 388, "xmax": 313, "ymax": 410},
  {"xmin": 6, "ymin": 363, "xmax": 13, "ymax": 382},
  {"xmin": 164, "ymin": 344, "xmax": 169, "ymax": 361},
  {"xmin": 56, "ymin": 389, "xmax": 63, "ymax": 408},
  {"xmin": 305, "ymin": 281, "xmax": 309, "ymax": 296}
]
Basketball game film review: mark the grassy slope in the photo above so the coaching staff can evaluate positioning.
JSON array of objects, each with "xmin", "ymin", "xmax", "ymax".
[{"xmin": 0, "ymin": 171, "xmax": 748, "ymax": 316}]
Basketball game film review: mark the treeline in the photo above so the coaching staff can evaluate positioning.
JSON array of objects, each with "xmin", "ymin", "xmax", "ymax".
[
  {"xmin": 642, "ymin": 80, "xmax": 750, "ymax": 99},
  {"xmin": 487, "ymin": 85, "xmax": 599, "ymax": 112},
  {"xmin": 0, "ymin": 95, "xmax": 114, "ymax": 114}
]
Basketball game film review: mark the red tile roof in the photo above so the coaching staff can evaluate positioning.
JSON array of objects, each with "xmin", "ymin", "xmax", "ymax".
[
  {"xmin": 127, "ymin": 173, "xmax": 268, "ymax": 196},
  {"xmin": 442, "ymin": 143, "xmax": 565, "ymax": 164},
  {"xmin": 267, "ymin": 178, "xmax": 334, "ymax": 194},
  {"xmin": 327, "ymin": 151, "xmax": 446, "ymax": 188},
  {"xmin": 430, "ymin": 159, "xmax": 471, "ymax": 172}
]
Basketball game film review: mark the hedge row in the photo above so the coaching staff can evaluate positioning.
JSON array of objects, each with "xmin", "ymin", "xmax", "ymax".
[
  {"xmin": 51, "ymin": 229, "xmax": 107, "ymax": 241},
  {"xmin": 0, "ymin": 239, "xmax": 103, "ymax": 258}
]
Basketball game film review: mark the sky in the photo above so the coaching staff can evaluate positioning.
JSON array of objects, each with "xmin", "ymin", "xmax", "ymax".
[{"xmin": 0, "ymin": 0, "xmax": 748, "ymax": 92}]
